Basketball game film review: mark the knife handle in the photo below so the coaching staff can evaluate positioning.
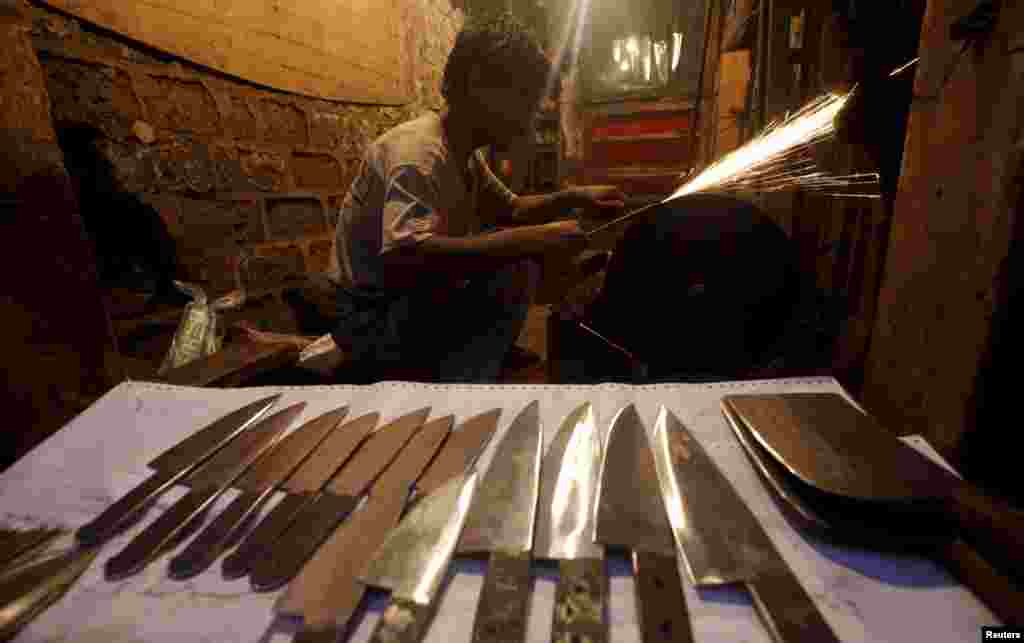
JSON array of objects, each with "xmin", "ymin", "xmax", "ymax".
[
  {"xmin": 470, "ymin": 551, "xmax": 532, "ymax": 643},
  {"xmin": 552, "ymin": 558, "xmax": 607, "ymax": 643},
  {"xmin": 249, "ymin": 493, "xmax": 358, "ymax": 592},
  {"xmin": 949, "ymin": 483, "xmax": 1024, "ymax": 582},
  {"xmin": 221, "ymin": 492, "xmax": 311, "ymax": 580},
  {"xmin": 168, "ymin": 489, "xmax": 271, "ymax": 580},
  {"xmin": 933, "ymin": 536, "xmax": 1024, "ymax": 625},
  {"xmin": 632, "ymin": 551, "xmax": 694, "ymax": 643},
  {"xmin": 369, "ymin": 599, "xmax": 436, "ymax": 643},
  {"xmin": 293, "ymin": 625, "xmax": 340, "ymax": 643},
  {"xmin": 746, "ymin": 569, "xmax": 839, "ymax": 643},
  {"xmin": 76, "ymin": 469, "xmax": 180, "ymax": 546},
  {"xmin": 104, "ymin": 487, "xmax": 218, "ymax": 581}
]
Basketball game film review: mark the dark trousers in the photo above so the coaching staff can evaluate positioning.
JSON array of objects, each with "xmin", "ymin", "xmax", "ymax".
[{"xmin": 333, "ymin": 258, "xmax": 538, "ymax": 383}]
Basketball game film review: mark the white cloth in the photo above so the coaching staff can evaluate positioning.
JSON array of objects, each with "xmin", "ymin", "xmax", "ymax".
[{"xmin": 0, "ymin": 378, "xmax": 999, "ymax": 643}]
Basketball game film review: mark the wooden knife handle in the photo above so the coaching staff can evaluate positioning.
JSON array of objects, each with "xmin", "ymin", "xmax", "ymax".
[
  {"xmin": 552, "ymin": 558, "xmax": 607, "ymax": 643},
  {"xmin": 746, "ymin": 569, "xmax": 839, "ymax": 643},
  {"xmin": 168, "ymin": 489, "xmax": 270, "ymax": 580},
  {"xmin": 949, "ymin": 483, "xmax": 1024, "ymax": 582},
  {"xmin": 221, "ymin": 492, "xmax": 311, "ymax": 580},
  {"xmin": 932, "ymin": 536, "xmax": 1024, "ymax": 625},
  {"xmin": 76, "ymin": 469, "xmax": 179, "ymax": 546},
  {"xmin": 370, "ymin": 599, "xmax": 436, "ymax": 643},
  {"xmin": 104, "ymin": 487, "xmax": 217, "ymax": 581},
  {"xmin": 470, "ymin": 551, "xmax": 532, "ymax": 643},
  {"xmin": 293, "ymin": 625, "xmax": 340, "ymax": 643},
  {"xmin": 632, "ymin": 551, "xmax": 694, "ymax": 643},
  {"xmin": 249, "ymin": 493, "xmax": 358, "ymax": 592}
]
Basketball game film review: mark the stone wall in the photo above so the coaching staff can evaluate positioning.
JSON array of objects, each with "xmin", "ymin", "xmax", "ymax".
[{"xmin": 26, "ymin": 0, "xmax": 462, "ymax": 295}]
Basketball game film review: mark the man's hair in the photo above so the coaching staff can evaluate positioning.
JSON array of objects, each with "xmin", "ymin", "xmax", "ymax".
[{"xmin": 442, "ymin": 10, "xmax": 551, "ymax": 104}]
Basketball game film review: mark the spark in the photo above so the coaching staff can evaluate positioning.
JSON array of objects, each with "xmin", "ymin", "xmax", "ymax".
[
  {"xmin": 668, "ymin": 92, "xmax": 870, "ymax": 199},
  {"xmin": 890, "ymin": 57, "xmax": 919, "ymax": 77},
  {"xmin": 587, "ymin": 90, "xmax": 881, "ymax": 237}
]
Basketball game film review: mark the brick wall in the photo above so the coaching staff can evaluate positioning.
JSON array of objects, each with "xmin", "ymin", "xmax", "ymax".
[{"xmin": 27, "ymin": 0, "xmax": 462, "ymax": 295}]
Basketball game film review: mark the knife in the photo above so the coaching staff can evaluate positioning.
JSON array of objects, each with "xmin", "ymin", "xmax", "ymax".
[
  {"xmin": 0, "ymin": 546, "xmax": 100, "ymax": 641},
  {"xmin": 651, "ymin": 406, "xmax": 839, "ymax": 643},
  {"xmin": 534, "ymin": 403, "xmax": 606, "ymax": 643},
  {"xmin": 103, "ymin": 402, "xmax": 305, "ymax": 580},
  {"xmin": 355, "ymin": 408, "xmax": 503, "ymax": 643},
  {"xmin": 722, "ymin": 393, "xmax": 1024, "ymax": 582},
  {"xmin": 456, "ymin": 401, "xmax": 543, "ymax": 643},
  {"xmin": 359, "ymin": 471, "xmax": 480, "ymax": 643},
  {"xmin": 249, "ymin": 407, "xmax": 431, "ymax": 591},
  {"xmin": 76, "ymin": 394, "xmax": 281, "ymax": 546},
  {"xmin": 721, "ymin": 395, "xmax": 1024, "ymax": 624},
  {"xmin": 166, "ymin": 405, "xmax": 350, "ymax": 579},
  {"xmin": 594, "ymin": 405, "xmax": 694, "ymax": 643},
  {"xmin": 279, "ymin": 415, "xmax": 454, "ymax": 642},
  {"xmin": 220, "ymin": 411, "xmax": 381, "ymax": 580},
  {"xmin": 0, "ymin": 528, "xmax": 64, "ymax": 572},
  {"xmin": 411, "ymin": 408, "xmax": 501, "ymax": 502}
]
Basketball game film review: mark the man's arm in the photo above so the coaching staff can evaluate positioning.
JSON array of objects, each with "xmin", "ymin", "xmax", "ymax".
[
  {"xmin": 497, "ymin": 186, "xmax": 628, "ymax": 227},
  {"xmin": 497, "ymin": 191, "xmax": 581, "ymax": 226},
  {"xmin": 378, "ymin": 221, "xmax": 586, "ymax": 289}
]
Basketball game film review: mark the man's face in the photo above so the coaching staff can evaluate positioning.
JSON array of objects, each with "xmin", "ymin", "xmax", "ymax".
[{"xmin": 467, "ymin": 76, "xmax": 545, "ymax": 147}]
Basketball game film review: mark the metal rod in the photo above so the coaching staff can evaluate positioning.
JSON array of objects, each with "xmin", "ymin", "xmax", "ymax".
[
  {"xmin": 586, "ymin": 199, "xmax": 668, "ymax": 237},
  {"xmin": 576, "ymin": 320, "xmax": 640, "ymax": 363}
]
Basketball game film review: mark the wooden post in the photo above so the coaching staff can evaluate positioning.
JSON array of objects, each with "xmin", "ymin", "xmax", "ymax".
[{"xmin": 863, "ymin": 0, "xmax": 1024, "ymax": 459}]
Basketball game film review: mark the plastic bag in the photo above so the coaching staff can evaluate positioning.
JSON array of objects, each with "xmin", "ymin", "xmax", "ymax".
[{"xmin": 157, "ymin": 280, "xmax": 247, "ymax": 375}]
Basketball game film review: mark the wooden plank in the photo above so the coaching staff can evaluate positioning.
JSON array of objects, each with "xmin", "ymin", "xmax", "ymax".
[
  {"xmin": 863, "ymin": 0, "xmax": 1024, "ymax": 457},
  {"xmin": 39, "ymin": 0, "xmax": 408, "ymax": 104},
  {"xmin": 158, "ymin": 341, "xmax": 300, "ymax": 387},
  {"xmin": 715, "ymin": 50, "xmax": 751, "ymax": 156}
]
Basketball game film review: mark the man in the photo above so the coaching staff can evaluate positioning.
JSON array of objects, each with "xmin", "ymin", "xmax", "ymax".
[{"xmin": 328, "ymin": 11, "xmax": 625, "ymax": 383}]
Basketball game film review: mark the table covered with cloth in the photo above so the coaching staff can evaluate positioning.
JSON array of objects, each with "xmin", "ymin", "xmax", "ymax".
[{"xmin": 0, "ymin": 377, "xmax": 998, "ymax": 643}]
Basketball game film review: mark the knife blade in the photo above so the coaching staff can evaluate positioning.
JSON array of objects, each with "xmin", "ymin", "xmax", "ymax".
[
  {"xmin": 353, "ymin": 408, "xmax": 502, "ymax": 643},
  {"xmin": 103, "ymin": 402, "xmax": 305, "ymax": 580},
  {"xmin": 220, "ymin": 411, "xmax": 380, "ymax": 580},
  {"xmin": 594, "ymin": 404, "xmax": 694, "ymax": 643},
  {"xmin": 166, "ymin": 405, "xmax": 350, "ymax": 580},
  {"xmin": 455, "ymin": 401, "xmax": 543, "ymax": 643},
  {"xmin": 722, "ymin": 393, "xmax": 1024, "ymax": 582},
  {"xmin": 279, "ymin": 415, "xmax": 454, "ymax": 640},
  {"xmin": 358, "ymin": 471, "xmax": 481, "ymax": 643},
  {"xmin": 651, "ymin": 406, "xmax": 839, "ymax": 643},
  {"xmin": 721, "ymin": 399, "xmax": 1024, "ymax": 625},
  {"xmin": 0, "ymin": 528, "xmax": 64, "ymax": 573},
  {"xmin": 0, "ymin": 546, "xmax": 100, "ymax": 641},
  {"xmin": 412, "ymin": 408, "xmax": 501, "ymax": 501},
  {"xmin": 534, "ymin": 403, "xmax": 606, "ymax": 643},
  {"xmin": 76, "ymin": 394, "xmax": 281, "ymax": 546},
  {"xmin": 249, "ymin": 407, "xmax": 431, "ymax": 591}
]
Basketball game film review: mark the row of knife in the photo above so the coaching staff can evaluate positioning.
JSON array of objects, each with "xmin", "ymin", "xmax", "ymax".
[{"xmin": 58, "ymin": 393, "xmax": 840, "ymax": 643}]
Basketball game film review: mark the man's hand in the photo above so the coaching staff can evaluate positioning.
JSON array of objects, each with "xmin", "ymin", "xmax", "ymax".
[
  {"xmin": 568, "ymin": 185, "xmax": 626, "ymax": 218},
  {"xmin": 512, "ymin": 220, "xmax": 588, "ymax": 256}
]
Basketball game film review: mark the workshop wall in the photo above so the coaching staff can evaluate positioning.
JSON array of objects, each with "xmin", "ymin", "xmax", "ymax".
[
  {"xmin": 1, "ymin": 0, "xmax": 123, "ymax": 470},
  {"xmin": 25, "ymin": 0, "xmax": 462, "ymax": 295}
]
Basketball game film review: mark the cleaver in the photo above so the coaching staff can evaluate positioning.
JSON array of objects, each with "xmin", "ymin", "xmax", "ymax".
[
  {"xmin": 721, "ymin": 394, "xmax": 1024, "ymax": 625},
  {"xmin": 721, "ymin": 394, "xmax": 1024, "ymax": 582}
]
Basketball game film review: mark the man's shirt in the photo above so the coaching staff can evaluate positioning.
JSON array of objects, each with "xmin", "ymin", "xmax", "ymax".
[{"xmin": 328, "ymin": 111, "xmax": 517, "ymax": 290}]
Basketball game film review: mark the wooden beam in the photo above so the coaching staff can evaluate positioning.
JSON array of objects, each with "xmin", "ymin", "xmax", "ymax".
[{"xmin": 863, "ymin": 0, "xmax": 1024, "ymax": 458}]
